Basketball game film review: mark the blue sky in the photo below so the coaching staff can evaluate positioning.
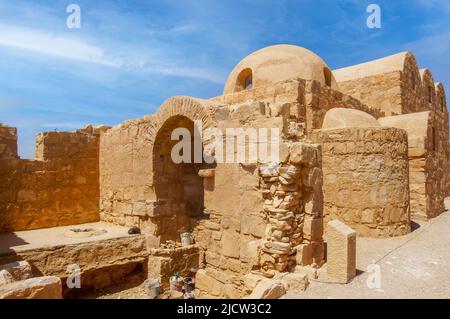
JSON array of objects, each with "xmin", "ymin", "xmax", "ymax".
[{"xmin": 0, "ymin": 0, "xmax": 449, "ymax": 158}]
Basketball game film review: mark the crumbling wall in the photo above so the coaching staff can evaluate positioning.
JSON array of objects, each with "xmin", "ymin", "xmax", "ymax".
[
  {"xmin": 311, "ymin": 127, "xmax": 410, "ymax": 237},
  {"xmin": 0, "ymin": 126, "xmax": 103, "ymax": 232},
  {"xmin": 0, "ymin": 124, "xmax": 18, "ymax": 159},
  {"xmin": 194, "ymin": 141, "xmax": 324, "ymax": 298},
  {"xmin": 147, "ymin": 245, "xmax": 200, "ymax": 291}
]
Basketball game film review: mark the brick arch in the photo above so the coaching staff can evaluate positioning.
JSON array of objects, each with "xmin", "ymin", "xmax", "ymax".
[{"xmin": 145, "ymin": 96, "xmax": 216, "ymax": 147}]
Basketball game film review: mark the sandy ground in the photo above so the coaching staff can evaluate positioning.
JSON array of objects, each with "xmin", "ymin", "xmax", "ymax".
[{"xmin": 284, "ymin": 198, "xmax": 450, "ymax": 299}]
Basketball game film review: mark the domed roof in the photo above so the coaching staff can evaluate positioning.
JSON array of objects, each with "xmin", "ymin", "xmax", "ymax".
[
  {"xmin": 223, "ymin": 44, "xmax": 337, "ymax": 95},
  {"xmin": 322, "ymin": 108, "xmax": 380, "ymax": 129}
]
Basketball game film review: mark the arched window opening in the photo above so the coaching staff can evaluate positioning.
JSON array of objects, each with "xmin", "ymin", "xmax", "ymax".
[
  {"xmin": 323, "ymin": 67, "xmax": 332, "ymax": 87},
  {"xmin": 431, "ymin": 127, "xmax": 438, "ymax": 152},
  {"xmin": 441, "ymin": 95, "xmax": 446, "ymax": 112},
  {"xmin": 153, "ymin": 115, "xmax": 205, "ymax": 242},
  {"xmin": 235, "ymin": 68, "xmax": 253, "ymax": 92},
  {"xmin": 428, "ymin": 86, "xmax": 434, "ymax": 103}
]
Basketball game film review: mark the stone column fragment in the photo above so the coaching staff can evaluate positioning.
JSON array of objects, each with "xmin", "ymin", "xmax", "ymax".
[{"xmin": 326, "ymin": 219, "xmax": 356, "ymax": 283}]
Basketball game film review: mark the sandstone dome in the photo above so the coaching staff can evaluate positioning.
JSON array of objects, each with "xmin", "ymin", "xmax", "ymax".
[
  {"xmin": 322, "ymin": 108, "xmax": 380, "ymax": 129},
  {"xmin": 223, "ymin": 44, "xmax": 338, "ymax": 95}
]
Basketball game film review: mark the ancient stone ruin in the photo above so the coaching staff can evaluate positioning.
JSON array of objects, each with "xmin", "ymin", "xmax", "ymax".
[{"xmin": 0, "ymin": 44, "xmax": 449, "ymax": 299}]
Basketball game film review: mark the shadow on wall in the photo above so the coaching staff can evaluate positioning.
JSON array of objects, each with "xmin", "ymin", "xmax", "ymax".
[{"xmin": 152, "ymin": 115, "xmax": 215, "ymax": 243}]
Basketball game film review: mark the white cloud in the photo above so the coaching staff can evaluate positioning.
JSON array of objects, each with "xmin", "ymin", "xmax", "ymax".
[
  {"xmin": 0, "ymin": 25, "xmax": 224, "ymax": 83},
  {"xmin": 0, "ymin": 25, "xmax": 121, "ymax": 67}
]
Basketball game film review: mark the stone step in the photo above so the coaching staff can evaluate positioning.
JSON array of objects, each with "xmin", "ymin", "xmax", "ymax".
[{"xmin": 0, "ymin": 276, "xmax": 62, "ymax": 299}]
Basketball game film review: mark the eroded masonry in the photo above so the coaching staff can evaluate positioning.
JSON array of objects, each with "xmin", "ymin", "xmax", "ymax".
[{"xmin": 0, "ymin": 45, "xmax": 449, "ymax": 299}]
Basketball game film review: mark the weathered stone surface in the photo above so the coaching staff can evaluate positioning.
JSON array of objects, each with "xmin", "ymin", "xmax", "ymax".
[
  {"xmin": 0, "ymin": 261, "xmax": 33, "ymax": 281},
  {"xmin": 327, "ymin": 220, "xmax": 356, "ymax": 284},
  {"xmin": 0, "ymin": 236, "xmax": 147, "ymax": 292},
  {"xmin": 303, "ymin": 217, "xmax": 323, "ymax": 241},
  {"xmin": 243, "ymin": 273, "xmax": 264, "ymax": 293},
  {"xmin": 195, "ymin": 269, "xmax": 224, "ymax": 298},
  {"xmin": 379, "ymin": 111, "xmax": 447, "ymax": 220},
  {"xmin": 295, "ymin": 244, "xmax": 313, "ymax": 266},
  {"xmin": 280, "ymin": 272, "xmax": 309, "ymax": 292},
  {"xmin": 0, "ymin": 270, "xmax": 15, "ymax": 286},
  {"xmin": 248, "ymin": 279, "xmax": 287, "ymax": 299},
  {"xmin": 1, "ymin": 44, "xmax": 448, "ymax": 300},
  {"xmin": 312, "ymin": 127, "xmax": 411, "ymax": 237},
  {"xmin": 0, "ymin": 276, "xmax": 62, "ymax": 299},
  {"xmin": 322, "ymin": 108, "xmax": 380, "ymax": 129},
  {"xmin": 289, "ymin": 142, "xmax": 320, "ymax": 166},
  {"xmin": 148, "ymin": 245, "xmax": 199, "ymax": 291},
  {"xmin": 0, "ymin": 125, "xmax": 102, "ymax": 232}
]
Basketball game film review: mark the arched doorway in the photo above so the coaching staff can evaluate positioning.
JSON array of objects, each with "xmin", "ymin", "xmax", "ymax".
[{"xmin": 152, "ymin": 115, "xmax": 205, "ymax": 243}]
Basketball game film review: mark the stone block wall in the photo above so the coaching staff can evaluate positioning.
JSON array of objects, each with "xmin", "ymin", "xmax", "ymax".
[
  {"xmin": 446, "ymin": 143, "xmax": 450, "ymax": 197},
  {"xmin": 193, "ymin": 142, "xmax": 324, "ymax": 298},
  {"xmin": 379, "ymin": 111, "xmax": 448, "ymax": 219},
  {"xmin": 147, "ymin": 245, "xmax": 200, "ymax": 291},
  {"xmin": 99, "ymin": 115, "xmax": 156, "ymax": 232},
  {"xmin": 0, "ymin": 124, "xmax": 18, "ymax": 159},
  {"xmin": 335, "ymin": 52, "xmax": 449, "ymax": 120},
  {"xmin": 334, "ymin": 52, "xmax": 424, "ymax": 116},
  {"xmin": 211, "ymin": 78, "xmax": 383, "ymax": 138},
  {"xmin": 303, "ymin": 80, "xmax": 384, "ymax": 135},
  {"xmin": 99, "ymin": 95, "xmax": 326, "ymax": 298},
  {"xmin": 0, "ymin": 126, "xmax": 103, "ymax": 232},
  {"xmin": 336, "ymin": 71, "xmax": 404, "ymax": 116},
  {"xmin": 311, "ymin": 127, "xmax": 411, "ymax": 237},
  {"xmin": 0, "ymin": 235, "xmax": 147, "ymax": 295}
]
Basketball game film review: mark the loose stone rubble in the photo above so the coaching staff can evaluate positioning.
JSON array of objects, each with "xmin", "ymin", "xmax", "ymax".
[{"xmin": 0, "ymin": 44, "xmax": 448, "ymax": 298}]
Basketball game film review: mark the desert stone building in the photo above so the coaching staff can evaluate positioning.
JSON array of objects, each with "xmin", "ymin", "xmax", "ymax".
[{"xmin": 0, "ymin": 45, "xmax": 448, "ymax": 298}]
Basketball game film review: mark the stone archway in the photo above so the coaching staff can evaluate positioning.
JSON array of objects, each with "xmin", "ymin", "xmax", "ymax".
[{"xmin": 147, "ymin": 96, "xmax": 216, "ymax": 243}]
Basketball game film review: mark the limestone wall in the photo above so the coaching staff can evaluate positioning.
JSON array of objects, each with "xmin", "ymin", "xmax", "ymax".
[
  {"xmin": 303, "ymin": 80, "xmax": 384, "ymax": 134},
  {"xmin": 211, "ymin": 78, "xmax": 383, "ymax": 137},
  {"xmin": 194, "ymin": 142, "xmax": 324, "ymax": 298},
  {"xmin": 336, "ymin": 71, "xmax": 403, "ymax": 116},
  {"xmin": 99, "ymin": 95, "xmax": 326, "ymax": 298},
  {"xmin": 99, "ymin": 115, "xmax": 155, "ymax": 231},
  {"xmin": 379, "ymin": 111, "xmax": 448, "ymax": 219},
  {"xmin": 311, "ymin": 127, "xmax": 410, "ymax": 237},
  {"xmin": 0, "ymin": 126, "xmax": 103, "ymax": 232},
  {"xmin": 334, "ymin": 52, "xmax": 449, "ymax": 119},
  {"xmin": 446, "ymin": 144, "xmax": 450, "ymax": 197},
  {"xmin": 0, "ymin": 124, "xmax": 18, "ymax": 159},
  {"xmin": 147, "ymin": 245, "xmax": 200, "ymax": 291}
]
